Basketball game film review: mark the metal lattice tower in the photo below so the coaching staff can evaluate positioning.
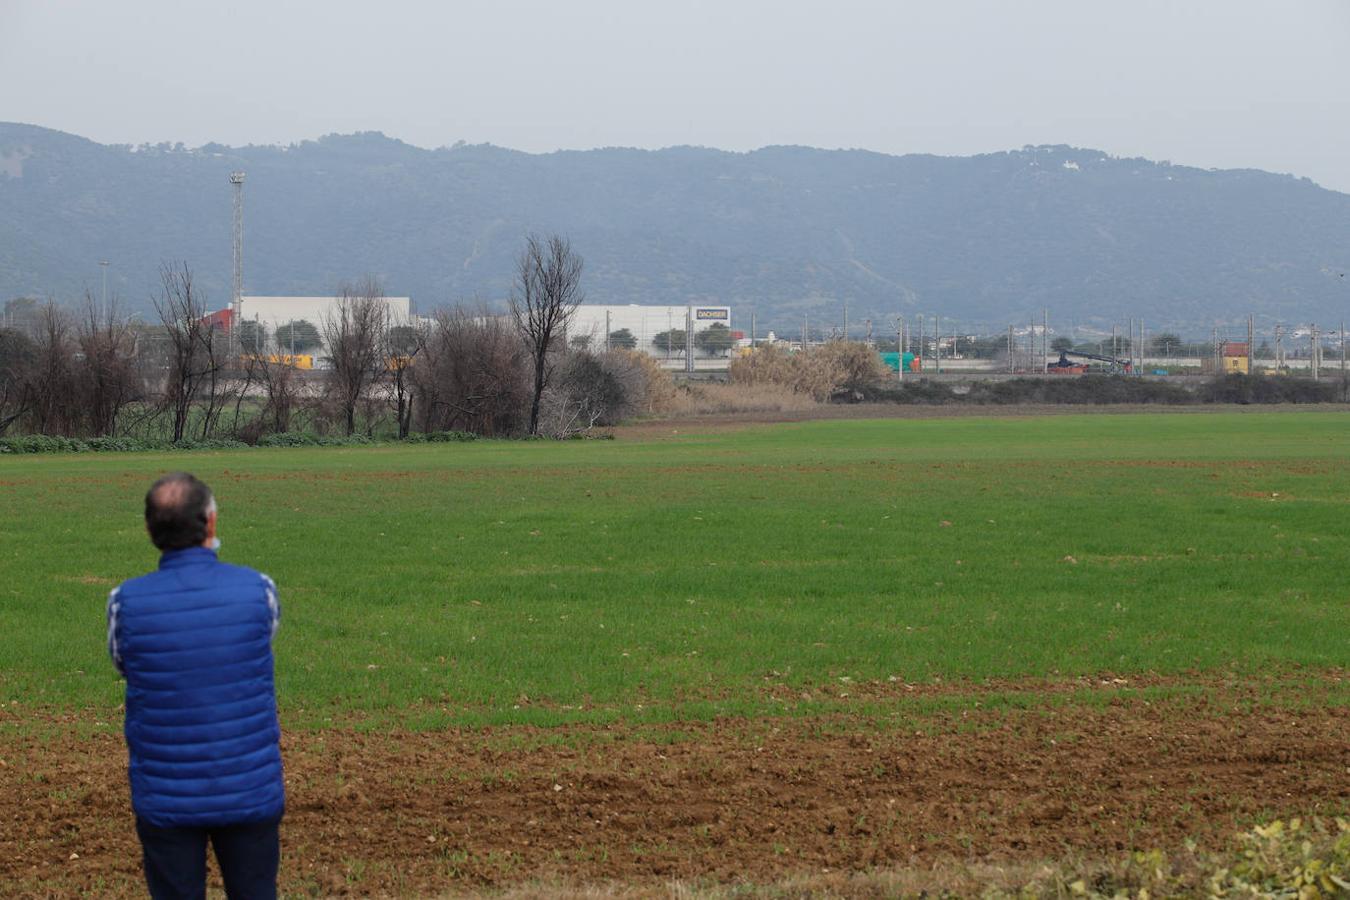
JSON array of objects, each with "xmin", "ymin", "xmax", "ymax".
[{"xmin": 229, "ymin": 172, "xmax": 246, "ymax": 329}]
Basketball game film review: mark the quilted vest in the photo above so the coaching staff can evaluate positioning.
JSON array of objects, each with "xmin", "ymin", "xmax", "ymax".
[{"xmin": 111, "ymin": 546, "xmax": 284, "ymax": 828}]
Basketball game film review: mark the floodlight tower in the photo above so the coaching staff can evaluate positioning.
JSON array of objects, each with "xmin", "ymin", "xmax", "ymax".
[{"xmin": 229, "ymin": 172, "xmax": 246, "ymax": 334}]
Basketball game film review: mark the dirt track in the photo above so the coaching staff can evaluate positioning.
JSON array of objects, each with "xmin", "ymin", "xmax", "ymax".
[{"xmin": 3, "ymin": 684, "xmax": 1348, "ymax": 897}]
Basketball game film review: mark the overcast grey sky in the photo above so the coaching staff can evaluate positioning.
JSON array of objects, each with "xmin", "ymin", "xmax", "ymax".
[{"xmin": 3, "ymin": 0, "xmax": 1348, "ymax": 191}]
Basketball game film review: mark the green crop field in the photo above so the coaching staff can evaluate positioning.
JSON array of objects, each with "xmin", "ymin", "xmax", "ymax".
[{"xmin": 2, "ymin": 412, "xmax": 1349, "ymax": 730}]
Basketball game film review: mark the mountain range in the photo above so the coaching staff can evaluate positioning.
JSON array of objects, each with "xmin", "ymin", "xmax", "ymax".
[{"xmin": 2, "ymin": 122, "xmax": 1348, "ymax": 333}]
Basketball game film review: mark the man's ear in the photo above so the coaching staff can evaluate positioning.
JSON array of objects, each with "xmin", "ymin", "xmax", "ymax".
[{"xmin": 204, "ymin": 509, "xmax": 218, "ymax": 541}]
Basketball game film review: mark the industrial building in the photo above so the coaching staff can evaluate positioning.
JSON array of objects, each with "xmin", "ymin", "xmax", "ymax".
[
  {"xmin": 203, "ymin": 295, "xmax": 414, "ymax": 353},
  {"xmin": 566, "ymin": 304, "xmax": 735, "ymax": 357}
]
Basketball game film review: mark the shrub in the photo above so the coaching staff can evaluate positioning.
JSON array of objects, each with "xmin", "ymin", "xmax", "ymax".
[
  {"xmin": 1199, "ymin": 374, "xmax": 1339, "ymax": 404},
  {"xmin": 814, "ymin": 340, "xmax": 889, "ymax": 393},
  {"xmin": 729, "ymin": 341, "xmax": 884, "ymax": 401},
  {"xmin": 256, "ymin": 432, "xmax": 319, "ymax": 448},
  {"xmin": 609, "ymin": 349, "xmax": 677, "ymax": 415},
  {"xmin": 861, "ymin": 380, "xmax": 960, "ymax": 405},
  {"xmin": 408, "ymin": 307, "xmax": 530, "ymax": 437},
  {"xmin": 0, "ymin": 435, "xmax": 80, "ymax": 453},
  {"xmin": 255, "ymin": 432, "xmax": 377, "ymax": 448},
  {"xmin": 967, "ymin": 376, "xmax": 1196, "ymax": 405},
  {"xmin": 83, "ymin": 436, "xmax": 156, "ymax": 452},
  {"xmin": 540, "ymin": 352, "xmax": 628, "ymax": 436},
  {"xmin": 1, "ymin": 432, "xmax": 374, "ymax": 454},
  {"xmin": 169, "ymin": 438, "xmax": 250, "ymax": 451},
  {"xmin": 419, "ymin": 430, "xmax": 478, "ymax": 443}
]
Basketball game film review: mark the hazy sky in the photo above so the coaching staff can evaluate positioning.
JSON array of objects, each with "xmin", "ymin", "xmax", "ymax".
[{"xmin": 3, "ymin": 0, "xmax": 1349, "ymax": 192}]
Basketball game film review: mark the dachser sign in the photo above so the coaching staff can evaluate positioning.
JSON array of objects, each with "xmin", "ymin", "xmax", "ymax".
[{"xmin": 695, "ymin": 308, "xmax": 729, "ymax": 320}]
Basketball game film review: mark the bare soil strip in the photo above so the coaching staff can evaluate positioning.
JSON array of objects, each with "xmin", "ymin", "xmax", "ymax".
[{"xmin": 2, "ymin": 684, "xmax": 1347, "ymax": 898}]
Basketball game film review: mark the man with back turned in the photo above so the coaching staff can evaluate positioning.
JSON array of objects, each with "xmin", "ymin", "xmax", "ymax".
[{"xmin": 107, "ymin": 472, "xmax": 283, "ymax": 899}]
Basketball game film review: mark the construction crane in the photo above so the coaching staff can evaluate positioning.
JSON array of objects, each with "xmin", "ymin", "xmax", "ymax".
[{"xmin": 1046, "ymin": 349, "xmax": 1134, "ymax": 375}]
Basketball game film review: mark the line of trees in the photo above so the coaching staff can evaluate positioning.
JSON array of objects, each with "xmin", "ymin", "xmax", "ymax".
[{"xmin": 0, "ymin": 235, "xmax": 677, "ymax": 443}]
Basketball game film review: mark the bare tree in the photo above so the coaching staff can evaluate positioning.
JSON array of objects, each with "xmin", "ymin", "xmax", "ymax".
[
  {"xmin": 26, "ymin": 302, "xmax": 80, "ymax": 436},
  {"xmin": 0, "ymin": 326, "xmax": 37, "ymax": 435},
  {"xmin": 75, "ymin": 292, "xmax": 141, "ymax": 437},
  {"xmin": 154, "ymin": 262, "xmax": 224, "ymax": 443},
  {"xmin": 323, "ymin": 278, "xmax": 389, "ymax": 435},
  {"xmin": 383, "ymin": 322, "xmax": 420, "ymax": 439},
  {"xmin": 251, "ymin": 352, "xmax": 303, "ymax": 436},
  {"xmin": 509, "ymin": 234, "xmax": 584, "ymax": 435}
]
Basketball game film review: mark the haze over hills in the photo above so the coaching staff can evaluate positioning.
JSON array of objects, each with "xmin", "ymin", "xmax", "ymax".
[{"xmin": 1, "ymin": 122, "xmax": 1347, "ymax": 333}]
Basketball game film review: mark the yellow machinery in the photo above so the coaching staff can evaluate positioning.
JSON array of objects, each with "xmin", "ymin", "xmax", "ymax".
[{"xmin": 242, "ymin": 353, "xmax": 314, "ymax": 370}]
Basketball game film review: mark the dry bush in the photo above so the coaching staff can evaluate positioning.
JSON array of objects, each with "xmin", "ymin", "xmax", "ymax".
[
  {"xmin": 814, "ymin": 339, "xmax": 889, "ymax": 391},
  {"xmin": 788, "ymin": 350, "xmax": 846, "ymax": 401},
  {"xmin": 667, "ymin": 381, "xmax": 818, "ymax": 415},
  {"xmin": 727, "ymin": 342, "xmax": 794, "ymax": 387},
  {"xmin": 729, "ymin": 340, "xmax": 885, "ymax": 401},
  {"xmin": 609, "ymin": 349, "xmax": 677, "ymax": 414}
]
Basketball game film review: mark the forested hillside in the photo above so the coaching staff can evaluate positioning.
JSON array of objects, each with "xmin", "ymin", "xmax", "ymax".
[{"xmin": 2, "ymin": 123, "xmax": 1347, "ymax": 330}]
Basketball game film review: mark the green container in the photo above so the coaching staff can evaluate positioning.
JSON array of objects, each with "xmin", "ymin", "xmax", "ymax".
[{"xmin": 880, "ymin": 352, "xmax": 918, "ymax": 373}]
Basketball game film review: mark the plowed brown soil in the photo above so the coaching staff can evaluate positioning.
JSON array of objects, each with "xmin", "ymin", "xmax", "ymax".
[{"xmin": 2, "ymin": 690, "xmax": 1347, "ymax": 898}]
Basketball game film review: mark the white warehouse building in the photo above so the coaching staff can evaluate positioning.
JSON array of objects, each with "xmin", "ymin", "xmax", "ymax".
[
  {"xmin": 566, "ymin": 304, "xmax": 733, "ymax": 356},
  {"xmin": 231, "ymin": 295, "xmax": 414, "ymax": 352},
  {"xmin": 238, "ymin": 295, "xmax": 413, "ymax": 332}
]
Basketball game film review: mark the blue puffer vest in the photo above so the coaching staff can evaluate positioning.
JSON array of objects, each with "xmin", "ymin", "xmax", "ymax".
[{"xmin": 110, "ymin": 546, "xmax": 284, "ymax": 828}]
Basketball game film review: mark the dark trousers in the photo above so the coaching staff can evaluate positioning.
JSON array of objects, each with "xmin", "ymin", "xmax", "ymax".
[{"xmin": 135, "ymin": 816, "xmax": 280, "ymax": 900}]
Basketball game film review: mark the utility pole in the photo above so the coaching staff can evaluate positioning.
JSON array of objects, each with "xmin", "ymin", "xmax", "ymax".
[
  {"xmin": 842, "ymin": 300, "xmax": 848, "ymax": 342},
  {"xmin": 895, "ymin": 317, "xmax": 904, "ymax": 384},
  {"xmin": 1311, "ymin": 323, "xmax": 1320, "ymax": 380},
  {"xmin": 1139, "ymin": 318, "xmax": 1146, "ymax": 372},
  {"xmin": 803, "ymin": 314, "xmax": 808, "ymax": 349},
  {"xmin": 1007, "ymin": 324, "xmax": 1015, "ymax": 374},
  {"xmin": 1275, "ymin": 324, "xmax": 1285, "ymax": 371},
  {"xmin": 605, "ymin": 309, "xmax": 611, "ymax": 352},
  {"xmin": 750, "ymin": 309, "xmax": 756, "ymax": 348},
  {"xmin": 865, "ymin": 318, "xmax": 873, "ymax": 346},
  {"xmin": 98, "ymin": 260, "xmax": 109, "ymax": 322},
  {"xmin": 917, "ymin": 314, "xmax": 925, "ymax": 372},
  {"xmin": 685, "ymin": 305, "xmax": 694, "ymax": 374},
  {"xmin": 1245, "ymin": 314, "xmax": 1253, "ymax": 376},
  {"xmin": 1042, "ymin": 308, "xmax": 1048, "ymax": 370}
]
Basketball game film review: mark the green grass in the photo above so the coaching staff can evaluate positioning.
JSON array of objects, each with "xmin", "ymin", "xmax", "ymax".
[{"xmin": 2, "ymin": 412, "xmax": 1348, "ymax": 728}]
